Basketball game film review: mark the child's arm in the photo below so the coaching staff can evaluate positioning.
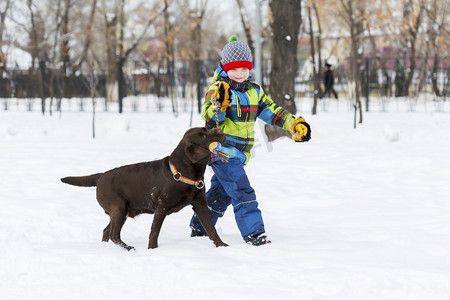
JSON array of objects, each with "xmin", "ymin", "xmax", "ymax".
[
  {"xmin": 257, "ymin": 86, "xmax": 311, "ymax": 142},
  {"xmin": 257, "ymin": 86, "xmax": 297, "ymax": 130}
]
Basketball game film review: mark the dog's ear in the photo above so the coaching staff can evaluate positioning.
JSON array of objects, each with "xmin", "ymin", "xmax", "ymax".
[{"xmin": 186, "ymin": 144, "xmax": 211, "ymax": 164}]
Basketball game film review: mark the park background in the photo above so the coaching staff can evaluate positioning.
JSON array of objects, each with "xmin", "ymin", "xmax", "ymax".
[{"xmin": 1, "ymin": 1, "xmax": 450, "ymax": 299}]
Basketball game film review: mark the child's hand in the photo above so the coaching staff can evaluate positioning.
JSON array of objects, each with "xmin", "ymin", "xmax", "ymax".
[
  {"xmin": 211, "ymin": 81, "xmax": 231, "ymax": 112},
  {"xmin": 209, "ymin": 142, "xmax": 247, "ymax": 164},
  {"xmin": 290, "ymin": 117, "xmax": 311, "ymax": 142}
]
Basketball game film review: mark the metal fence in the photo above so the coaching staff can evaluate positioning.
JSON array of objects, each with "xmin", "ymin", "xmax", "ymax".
[
  {"xmin": 1, "ymin": 56, "xmax": 449, "ymax": 113},
  {"xmin": 296, "ymin": 56, "xmax": 450, "ymax": 100}
]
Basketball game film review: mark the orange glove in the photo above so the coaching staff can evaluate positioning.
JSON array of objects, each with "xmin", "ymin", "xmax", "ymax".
[
  {"xmin": 290, "ymin": 117, "xmax": 311, "ymax": 142},
  {"xmin": 211, "ymin": 81, "xmax": 231, "ymax": 112}
]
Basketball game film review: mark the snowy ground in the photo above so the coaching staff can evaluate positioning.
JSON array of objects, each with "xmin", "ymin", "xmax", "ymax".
[{"xmin": 1, "ymin": 97, "xmax": 450, "ymax": 299}]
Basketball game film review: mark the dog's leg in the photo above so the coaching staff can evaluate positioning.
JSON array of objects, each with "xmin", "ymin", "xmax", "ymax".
[
  {"xmin": 108, "ymin": 206, "xmax": 134, "ymax": 251},
  {"xmin": 192, "ymin": 201, "xmax": 228, "ymax": 247},
  {"xmin": 148, "ymin": 207, "xmax": 167, "ymax": 249},
  {"xmin": 102, "ymin": 222, "xmax": 110, "ymax": 242}
]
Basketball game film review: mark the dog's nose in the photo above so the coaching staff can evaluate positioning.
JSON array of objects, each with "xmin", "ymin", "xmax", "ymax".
[{"xmin": 211, "ymin": 128, "xmax": 223, "ymax": 135}]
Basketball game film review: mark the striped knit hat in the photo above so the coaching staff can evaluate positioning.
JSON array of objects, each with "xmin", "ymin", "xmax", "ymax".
[{"xmin": 221, "ymin": 35, "xmax": 253, "ymax": 72}]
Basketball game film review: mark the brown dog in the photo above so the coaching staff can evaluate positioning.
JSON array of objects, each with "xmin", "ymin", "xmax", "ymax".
[{"xmin": 61, "ymin": 127, "xmax": 228, "ymax": 251}]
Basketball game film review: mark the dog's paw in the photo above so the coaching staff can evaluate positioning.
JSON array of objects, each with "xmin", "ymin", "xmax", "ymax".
[
  {"xmin": 117, "ymin": 244, "xmax": 135, "ymax": 251},
  {"xmin": 214, "ymin": 241, "xmax": 229, "ymax": 247}
]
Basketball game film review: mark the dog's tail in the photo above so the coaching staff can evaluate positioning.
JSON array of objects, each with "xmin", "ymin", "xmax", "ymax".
[{"xmin": 60, "ymin": 173, "xmax": 102, "ymax": 187}]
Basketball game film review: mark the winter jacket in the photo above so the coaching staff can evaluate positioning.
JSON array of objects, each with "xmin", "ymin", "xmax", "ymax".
[
  {"xmin": 202, "ymin": 65, "xmax": 297, "ymax": 164},
  {"xmin": 324, "ymin": 69, "xmax": 334, "ymax": 90}
]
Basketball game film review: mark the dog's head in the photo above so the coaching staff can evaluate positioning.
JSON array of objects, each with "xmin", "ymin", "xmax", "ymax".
[{"xmin": 183, "ymin": 127, "xmax": 225, "ymax": 164}]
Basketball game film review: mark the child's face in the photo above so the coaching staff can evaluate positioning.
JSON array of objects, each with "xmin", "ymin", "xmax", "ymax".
[{"xmin": 227, "ymin": 68, "xmax": 249, "ymax": 83}]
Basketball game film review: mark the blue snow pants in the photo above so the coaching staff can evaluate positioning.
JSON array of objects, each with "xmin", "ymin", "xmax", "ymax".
[{"xmin": 189, "ymin": 158, "xmax": 265, "ymax": 239}]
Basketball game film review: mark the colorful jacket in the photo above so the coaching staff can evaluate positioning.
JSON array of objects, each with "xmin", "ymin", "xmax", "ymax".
[{"xmin": 202, "ymin": 65, "xmax": 297, "ymax": 164}]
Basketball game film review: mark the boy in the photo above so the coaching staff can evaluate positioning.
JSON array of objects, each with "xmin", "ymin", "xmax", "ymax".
[{"xmin": 189, "ymin": 35, "xmax": 311, "ymax": 246}]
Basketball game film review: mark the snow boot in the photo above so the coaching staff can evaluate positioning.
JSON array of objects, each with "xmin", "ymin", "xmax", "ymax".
[
  {"xmin": 191, "ymin": 230, "xmax": 207, "ymax": 237},
  {"xmin": 245, "ymin": 233, "xmax": 271, "ymax": 246}
]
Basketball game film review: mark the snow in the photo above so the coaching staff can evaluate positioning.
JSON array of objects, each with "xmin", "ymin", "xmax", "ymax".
[{"xmin": 1, "ymin": 97, "xmax": 450, "ymax": 299}]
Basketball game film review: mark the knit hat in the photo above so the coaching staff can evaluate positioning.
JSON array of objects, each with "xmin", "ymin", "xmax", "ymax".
[{"xmin": 221, "ymin": 35, "xmax": 253, "ymax": 72}]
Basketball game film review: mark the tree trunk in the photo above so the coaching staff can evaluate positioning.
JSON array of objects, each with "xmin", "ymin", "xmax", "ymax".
[
  {"xmin": 340, "ymin": 0, "xmax": 364, "ymax": 124},
  {"xmin": 187, "ymin": 1, "xmax": 206, "ymax": 114},
  {"xmin": 118, "ymin": 58, "xmax": 125, "ymax": 113},
  {"xmin": 266, "ymin": 0, "xmax": 301, "ymax": 141},
  {"xmin": 312, "ymin": 2, "xmax": 323, "ymax": 96},
  {"xmin": 60, "ymin": 0, "xmax": 71, "ymax": 76},
  {"xmin": 117, "ymin": 0, "xmax": 125, "ymax": 113},
  {"xmin": 38, "ymin": 60, "xmax": 47, "ymax": 115},
  {"xmin": 0, "ymin": 0, "xmax": 12, "ymax": 78},
  {"xmin": 431, "ymin": 54, "xmax": 441, "ymax": 97},
  {"xmin": 426, "ymin": 0, "xmax": 446, "ymax": 97},
  {"xmin": 404, "ymin": 1, "xmax": 424, "ymax": 96},
  {"xmin": 27, "ymin": 0, "xmax": 47, "ymax": 114},
  {"xmin": 163, "ymin": 0, "xmax": 177, "ymax": 116},
  {"xmin": 352, "ymin": 28, "xmax": 363, "ymax": 124},
  {"xmin": 307, "ymin": 5, "xmax": 319, "ymax": 115},
  {"xmin": 103, "ymin": 1, "xmax": 118, "ymax": 106}
]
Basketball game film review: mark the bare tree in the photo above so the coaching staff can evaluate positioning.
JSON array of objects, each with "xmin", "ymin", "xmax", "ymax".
[
  {"xmin": 235, "ymin": 0, "xmax": 255, "ymax": 55},
  {"xmin": 182, "ymin": 0, "xmax": 207, "ymax": 114},
  {"xmin": 87, "ymin": 58, "xmax": 99, "ymax": 138},
  {"xmin": 405, "ymin": 1, "xmax": 425, "ymax": 95},
  {"xmin": 338, "ymin": 0, "xmax": 365, "ymax": 125},
  {"xmin": 307, "ymin": 1, "xmax": 324, "ymax": 115},
  {"xmin": 0, "ymin": 0, "xmax": 12, "ymax": 109},
  {"xmin": 426, "ymin": 0, "xmax": 448, "ymax": 97},
  {"xmin": 163, "ymin": 0, "xmax": 178, "ymax": 116},
  {"xmin": 102, "ymin": 0, "xmax": 160, "ymax": 113},
  {"xmin": 366, "ymin": 5, "xmax": 394, "ymax": 97},
  {"xmin": 102, "ymin": 0, "xmax": 119, "ymax": 107},
  {"xmin": 0, "ymin": 0, "xmax": 12, "ymax": 78},
  {"xmin": 59, "ymin": 0, "xmax": 72, "ymax": 76},
  {"xmin": 395, "ymin": 0, "xmax": 425, "ymax": 97},
  {"xmin": 27, "ymin": 0, "xmax": 48, "ymax": 115},
  {"xmin": 72, "ymin": 0, "xmax": 98, "ymax": 73},
  {"xmin": 47, "ymin": 0, "xmax": 63, "ymax": 116}
]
